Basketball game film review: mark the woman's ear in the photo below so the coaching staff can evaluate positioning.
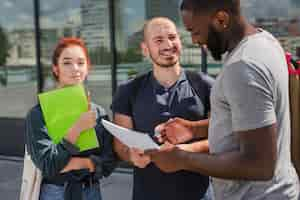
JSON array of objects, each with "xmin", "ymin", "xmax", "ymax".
[
  {"xmin": 87, "ymin": 64, "xmax": 91, "ymax": 72},
  {"xmin": 52, "ymin": 65, "xmax": 59, "ymax": 78}
]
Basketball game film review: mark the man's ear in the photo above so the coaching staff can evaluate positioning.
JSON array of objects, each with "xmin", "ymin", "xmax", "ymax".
[
  {"xmin": 212, "ymin": 10, "xmax": 230, "ymax": 31},
  {"xmin": 140, "ymin": 42, "xmax": 149, "ymax": 57}
]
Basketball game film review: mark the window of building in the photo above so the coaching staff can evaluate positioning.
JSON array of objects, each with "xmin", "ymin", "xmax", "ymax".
[
  {"xmin": 0, "ymin": 0, "xmax": 37, "ymax": 118},
  {"xmin": 39, "ymin": 0, "xmax": 113, "ymax": 113}
]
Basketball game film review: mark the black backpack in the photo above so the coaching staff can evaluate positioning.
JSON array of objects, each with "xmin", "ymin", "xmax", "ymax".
[{"xmin": 129, "ymin": 70, "xmax": 213, "ymax": 117}]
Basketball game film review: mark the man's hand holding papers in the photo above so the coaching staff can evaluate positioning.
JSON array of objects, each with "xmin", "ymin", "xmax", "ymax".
[
  {"xmin": 102, "ymin": 119, "xmax": 158, "ymax": 168},
  {"xmin": 102, "ymin": 119, "xmax": 159, "ymax": 151}
]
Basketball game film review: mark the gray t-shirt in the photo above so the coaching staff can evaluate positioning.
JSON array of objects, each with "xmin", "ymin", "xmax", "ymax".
[{"xmin": 208, "ymin": 29, "xmax": 299, "ymax": 199}]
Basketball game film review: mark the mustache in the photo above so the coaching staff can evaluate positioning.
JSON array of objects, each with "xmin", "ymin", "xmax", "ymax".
[{"xmin": 159, "ymin": 47, "xmax": 178, "ymax": 54}]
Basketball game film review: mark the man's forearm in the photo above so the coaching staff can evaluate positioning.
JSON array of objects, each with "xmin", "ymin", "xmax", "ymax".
[
  {"xmin": 178, "ymin": 140, "xmax": 209, "ymax": 153},
  {"xmin": 113, "ymin": 113, "xmax": 133, "ymax": 163},
  {"xmin": 180, "ymin": 150, "xmax": 274, "ymax": 181},
  {"xmin": 190, "ymin": 119, "xmax": 209, "ymax": 139},
  {"xmin": 114, "ymin": 138, "xmax": 131, "ymax": 162}
]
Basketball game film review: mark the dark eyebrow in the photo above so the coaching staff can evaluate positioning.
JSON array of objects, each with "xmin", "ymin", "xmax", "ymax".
[
  {"xmin": 62, "ymin": 57, "xmax": 85, "ymax": 61},
  {"xmin": 62, "ymin": 57, "xmax": 72, "ymax": 60}
]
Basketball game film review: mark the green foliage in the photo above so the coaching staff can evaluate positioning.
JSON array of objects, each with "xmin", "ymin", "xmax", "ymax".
[
  {"xmin": 0, "ymin": 26, "xmax": 10, "ymax": 66},
  {"xmin": 118, "ymin": 48, "xmax": 142, "ymax": 63},
  {"xmin": 89, "ymin": 46, "xmax": 112, "ymax": 65},
  {"xmin": 127, "ymin": 68, "xmax": 138, "ymax": 79}
]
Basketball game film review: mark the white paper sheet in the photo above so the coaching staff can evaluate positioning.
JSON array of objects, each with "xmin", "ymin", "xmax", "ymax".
[{"xmin": 102, "ymin": 119, "xmax": 160, "ymax": 150}]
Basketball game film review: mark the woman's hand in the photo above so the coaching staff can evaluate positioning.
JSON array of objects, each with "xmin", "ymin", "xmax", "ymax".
[
  {"xmin": 76, "ymin": 91, "xmax": 97, "ymax": 132},
  {"xmin": 61, "ymin": 157, "xmax": 95, "ymax": 173},
  {"xmin": 75, "ymin": 110, "xmax": 97, "ymax": 132},
  {"xmin": 65, "ymin": 93, "xmax": 97, "ymax": 144}
]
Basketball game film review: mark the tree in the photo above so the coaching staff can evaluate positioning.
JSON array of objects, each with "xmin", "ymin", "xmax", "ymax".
[
  {"xmin": 120, "ymin": 48, "xmax": 142, "ymax": 63},
  {"xmin": 89, "ymin": 46, "xmax": 112, "ymax": 65},
  {"xmin": 0, "ymin": 26, "xmax": 10, "ymax": 66},
  {"xmin": 0, "ymin": 25, "xmax": 10, "ymax": 86}
]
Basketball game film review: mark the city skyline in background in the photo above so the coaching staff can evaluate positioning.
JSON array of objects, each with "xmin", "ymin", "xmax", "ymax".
[
  {"xmin": 0, "ymin": 0, "xmax": 300, "ymax": 119},
  {"xmin": 1, "ymin": 0, "xmax": 300, "ymax": 68},
  {"xmin": 1, "ymin": 0, "xmax": 299, "ymax": 33}
]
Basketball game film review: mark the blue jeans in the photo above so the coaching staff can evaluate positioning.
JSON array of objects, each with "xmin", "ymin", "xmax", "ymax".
[{"xmin": 39, "ymin": 183, "xmax": 102, "ymax": 200}]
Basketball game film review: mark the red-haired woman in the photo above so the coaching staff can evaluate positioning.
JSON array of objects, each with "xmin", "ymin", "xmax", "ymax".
[{"xmin": 25, "ymin": 37, "xmax": 117, "ymax": 200}]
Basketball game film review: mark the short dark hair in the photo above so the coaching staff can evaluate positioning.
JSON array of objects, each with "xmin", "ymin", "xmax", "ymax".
[{"xmin": 180, "ymin": 0, "xmax": 240, "ymax": 16}]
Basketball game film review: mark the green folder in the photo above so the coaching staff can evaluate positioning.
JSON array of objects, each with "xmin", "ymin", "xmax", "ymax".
[{"xmin": 38, "ymin": 84, "xmax": 99, "ymax": 152}]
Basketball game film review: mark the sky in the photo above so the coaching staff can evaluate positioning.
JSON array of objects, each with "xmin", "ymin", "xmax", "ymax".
[
  {"xmin": 241, "ymin": 0, "xmax": 293, "ymax": 20},
  {"xmin": 0, "ymin": 0, "xmax": 81, "ymax": 30},
  {"xmin": 119, "ymin": 0, "xmax": 144, "ymax": 35}
]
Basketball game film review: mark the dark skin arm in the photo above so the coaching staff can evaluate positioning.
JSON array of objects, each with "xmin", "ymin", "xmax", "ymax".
[
  {"xmin": 178, "ymin": 140, "xmax": 209, "ymax": 153},
  {"xmin": 155, "ymin": 117, "xmax": 209, "ymax": 153},
  {"xmin": 156, "ymin": 117, "xmax": 209, "ymax": 144},
  {"xmin": 147, "ymin": 124, "xmax": 277, "ymax": 181}
]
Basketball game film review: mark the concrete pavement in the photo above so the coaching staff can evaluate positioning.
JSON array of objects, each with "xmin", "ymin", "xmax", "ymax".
[{"xmin": 0, "ymin": 156, "xmax": 133, "ymax": 200}]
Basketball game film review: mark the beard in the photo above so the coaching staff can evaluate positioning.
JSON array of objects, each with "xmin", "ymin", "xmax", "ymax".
[
  {"xmin": 206, "ymin": 25, "xmax": 228, "ymax": 61},
  {"xmin": 149, "ymin": 51, "xmax": 179, "ymax": 68}
]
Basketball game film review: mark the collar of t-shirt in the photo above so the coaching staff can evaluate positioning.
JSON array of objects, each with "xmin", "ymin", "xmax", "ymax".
[
  {"xmin": 150, "ymin": 70, "xmax": 188, "ymax": 108},
  {"xmin": 224, "ymin": 28, "xmax": 266, "ymax": 64},
  {"xmin": 150, "ymin": 69, "xmax": 187, "ymax": 93}
]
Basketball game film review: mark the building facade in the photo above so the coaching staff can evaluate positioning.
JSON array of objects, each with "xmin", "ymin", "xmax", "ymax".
[{"xmin": 0, "ymin": 0, "xmax": 299, "ymax": 157}]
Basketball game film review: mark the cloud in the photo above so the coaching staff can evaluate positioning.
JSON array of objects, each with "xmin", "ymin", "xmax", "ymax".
[
  {"xmin": 18, "ymin": 13, "xmax": 31, "ymax": 21},
  {"xmin": 0, "ymin": 0, "xmax": 83, "ymax": 30},
  {"xmin": 3, "ymin": 1, "xmax": 13, "ymax": 8},
  {"xmin": 40, "ymin": 1, "xmax": 75, "ymax": 16},
  {"xmin": 124, "ymin": 7, "xmax": 135, "ymax": 15},
  {"xmin": 40, "ymin": 17, "xmax": 59, "ymax": 29},
  {"xmin": 39, "ymin": 8, "xmax": 81, "ymax": 29},
  {"xmin": 241, "ymin": 0, "xmax": 291, "ymax": 19}
]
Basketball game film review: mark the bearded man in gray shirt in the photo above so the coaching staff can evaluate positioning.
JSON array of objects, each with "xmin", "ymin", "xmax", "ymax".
[{"xmin": 146, "ymin": 0, "xmax": 300, "ymax": 199}]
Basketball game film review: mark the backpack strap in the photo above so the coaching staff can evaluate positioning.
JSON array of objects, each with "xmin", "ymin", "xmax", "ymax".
[
  {"xmin": 129, "ymin": 71, "xmax": 150, "ymax": 107},
  {"xmin": 185, "ymin": 70, "xmax": 213, "ymax": 117}
]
